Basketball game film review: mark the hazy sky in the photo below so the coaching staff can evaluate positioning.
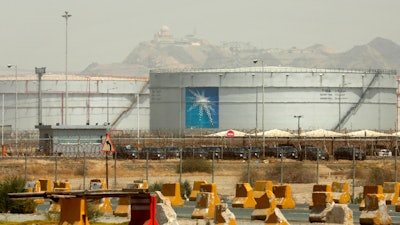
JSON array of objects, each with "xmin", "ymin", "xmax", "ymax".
[{"xmin": 1, "ymin": 0, "xmax": 400, "ymax": 74}]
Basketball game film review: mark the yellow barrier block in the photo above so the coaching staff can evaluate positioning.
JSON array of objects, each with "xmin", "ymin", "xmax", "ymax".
[
  {"xmin": 59, "ymin": 197, "xmax": 89, "ymax": 225},
  {"xmin": 331, "ymin": 181, "xmax": 350, "ymax": 204},
  {"xmin": 251, "ymin": 190, "xmax": 276, "ymax": 220},
  {"xmin": 359, "ymin": 194, "xmax": 392, "ymax": 225},
  {"xmin": 264, "ymin": 208, "xmax": 290, "ymax": 225},
  {"xmin": 115, "ymin": 180, "xmax": 149, "ymax": 217},
  {"xmin": 126, "ymin": 179, "xmax": 149, "ymax": 192},
  {"xmin": 114, "ymin": 197, "xmax": 130, "ymax": 217},
  {"xmin": 383, "ymin": 182, "xmax": 400, "ymax": 205},
  {"xmin": 359, "ymin": 185, "xmax": 383, "ymax": 211},
  {"xmin": 89, "ymin": 179, "xmax": 113, "ymax": 214},
  {"xmin": 309, "ymin": 192, "xmax": 334, "ymax": 223},
  {"xmin": 39, "ymin": 179, "xmax": 52, "ymax": 191},
  {"xmin": 49, "ymin": 181, "xmax": 71, "ymax": 213},
  {"xmin": 24, "ymin": 181, "xmax": 43, "ymax": 207},
  {"xmin": 214, "ymin": 204, "xmax": 237, "ymax": 225},
  {"xmin": 161, "ymin": 182, "xmax": 184, "ymax": 206},
  {"xmin": 272, "ymin": 185, "xmax": 295, "ymax": 209},
  {"xmin": 192, "ymin": 192, "xmax": 217, "ymax": 219},
  {"xmin": 200, "ymin": 183, "xmax": 221, "ymax": 205},
  {"xmin": 309, "ymin": 184, "xmax": 332, "ymax": 209},
  {"xmin": 189, "ymin": 180, "xmax": 208, "ymax": 201},
  {"xmin": 253, "ymin": 180, "xmax": 273, "ymax": 200},
  {"xmin": 232, "ymin": 183, "xmax": 256, "ymax": 208}
]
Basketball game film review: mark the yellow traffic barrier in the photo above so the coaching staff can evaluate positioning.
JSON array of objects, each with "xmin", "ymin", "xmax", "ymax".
[
  {"xmin": 25, "ymin": 181, "xmax": 41, "ymax": 193},
  {"xmin": 383, "ymin": 182, "xmax": 400, "ymax": 205},
  {"xmin": 272, "ymin": 185, "xmax": 295, "ymax": 209},
  {"xmin": 331, "ymin": 181, "xmax": 350, "ymax": 204},
  {"xmin": 192, "ymin": 192, "xmax": 216, "ymax": 219},
  {"xmin": 309, "ymin": 191, "xmax": 334, "ymax": 223},
  {"xmin": 39, "ymin": 179, "xmax": 52, "ymax": 191},
  {"xmin": 251, "ymin": 190, "xmax": 276, "ymax": 220},
  {"xmin": 359, "ymin": 185, "xmax": 383, "ymax": 211},
  {"xmin": 192, "ymin": 183, "xmax": 221, "ymax": 219},
  {"xmin": 161, "ymin": 182, "xmax": 184, "ymax": 206},
  {"xmin": 126, "ymin": 179, "xmax": 148, "ymax": 191},
  {"xmin": 359, "ymin": 194, "xmax": 392, "ymax": 225},
  {"xmin": 24, "ymin": 180, "xmax": 43, "ymax": 207},
  {"xmin": 200, "ymin": 183, "xmax": 221, "ymax": 205},
  {"xmin": 189, "ymin": 180, "xmax": 208, "ymax": 201},
  {"xmin": 232, "ymin": 183, "xmax": 256, "ymax": 208},
  {"xmin": 309, "ymin": 184, "xmax": 332, "ymax": 209},
  {"xmin": 214, "ymin": 203, "xmax": 237, "ymax": 225},
  {"xmin": 49, "ymin": 181, "xmax": 71, "ymax": 213},
  {"xmin": 89, "ymin": 179, "xmax": 113, "ymax": 214},
  {"xmin": 114, "ymin": 180, "xmax": 149, "ymax": 217},
  {"xmin": 59, "ymin": 197, "xmax": 89, "ymax": 225},
  {"xmin": 253, "ymin": 180, "xmax": 273, "ymax": 200}
]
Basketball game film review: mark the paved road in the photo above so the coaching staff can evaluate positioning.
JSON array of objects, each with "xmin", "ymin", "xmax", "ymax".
[
  {"xmin": 26, "ymin": 199, "xmax": 400, "ymax": 224},
  {"xmin": 173, "ymin": 201, "xmax": 400, "ymax": 224}
]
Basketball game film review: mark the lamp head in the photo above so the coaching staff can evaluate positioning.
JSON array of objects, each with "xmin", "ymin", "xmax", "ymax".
[
  {"xmin": 6, "ymin": 64, "xmax": 12, "ymax": 68},
  {"xmin": 253, "ymin": 59, "xmax": 258, "ymax": 64}
]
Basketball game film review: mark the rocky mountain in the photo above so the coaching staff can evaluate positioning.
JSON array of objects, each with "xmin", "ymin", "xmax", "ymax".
[{"xmin": 81, "ymin": 27, "xmax": 400, "ymax": 76}]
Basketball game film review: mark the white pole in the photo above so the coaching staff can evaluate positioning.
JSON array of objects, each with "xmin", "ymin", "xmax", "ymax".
[
  {"xmin": 137, "ymin": 93, "xmax": 140, "ymax": 145},
  {"xmin": 62, "ymin": 11, "xmax": 71, "ymax": 125}
]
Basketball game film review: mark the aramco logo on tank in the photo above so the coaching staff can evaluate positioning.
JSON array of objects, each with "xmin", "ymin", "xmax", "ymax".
[{"xmin": 185, "ymin": 87, "xmax": 219, "ymax": 128}]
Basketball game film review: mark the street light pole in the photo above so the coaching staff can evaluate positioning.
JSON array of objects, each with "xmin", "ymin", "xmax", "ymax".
[
  {"xmin": 7, "ymin": 64, "xmax": 18, "ymax": 156},
  {"xmin": 62, "ymin": 11, "xmax": 71, "ymax": 125},
  {"xmin": 253, "ymin": 59, "xmax": 265, "ymax": 158},
  {"xmin": 294, "ymin": 115, "xmax": 303, "ymax": 150}
]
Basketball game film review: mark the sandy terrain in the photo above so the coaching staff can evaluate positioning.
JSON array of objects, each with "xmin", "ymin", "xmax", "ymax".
[{"xmin": 0, "ymin": 157, "xmax": 377, "ymax": 224}]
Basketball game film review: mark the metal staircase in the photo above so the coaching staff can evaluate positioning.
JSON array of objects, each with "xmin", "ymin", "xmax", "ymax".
[
  {"xmin": 111, "ymin": 80, "xmax": 149, "ymax": 127},
  {"xmin": 333, "ymin": 70, "xmax": 381, "ymax": 131}
]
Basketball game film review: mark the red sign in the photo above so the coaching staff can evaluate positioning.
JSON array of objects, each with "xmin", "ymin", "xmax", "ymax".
[
  {"xmin": 101, "ymin": 133, "xmax": 116, "ymax": 152},
  {"xmin": 226, "ymin": 129, "xmax": 235, "ymax": 138}
]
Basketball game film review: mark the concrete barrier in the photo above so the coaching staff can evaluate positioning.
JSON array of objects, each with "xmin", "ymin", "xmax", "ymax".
[
  {"xmin": 191, "ymin": 183, "xmax": 221, "ymax": 219},
  {"xmin": 253, "ymin": 180, "xmax": 273, "ymax": 200},
  {"xmin": 24, "ymin": 180, "xmax": 43, "ymax": 206},
  {"xmin": 115, "ymin": 180, "xmax": 149, "ymax": 217},
  {"xmin": 39, "ymin": 179, "xmax": 52, "ymax": 192},
  {"xmin": 331, "ymin": 181, "xmax": 351, "ymax": 204},
  {"xmin": 383, "ymin": 182, "xmax": 400, "ymax": 205},
  {"xmin": 325, "ymin": 204, "xmax": 353, "ymax": 224},
  {"xmin": 272, "ymin": 185, "xmax": 295, "ymax": 209},
  {"xmin": 359, "ymin": 185, "xmax": 383, "ymax": 211},
  {"xmin": 49, "ymin": 181, "xmax": 71, "ymax": 213},
  {"xmin": 200, "ymin": 183, "xmax": 221, "ymax": 205},
  {"xmin": 264, "ymin": 208, "xmax": 290, "ymax": 225},
  {"xmin": 214, "ymin": 203, "xmax": 237, "ymax": 225},
  {"xmin": 359, "ymin": 194, "xmax": 392, "ymax": 225},
  {"xmin": 58, "ymin": 197, "xmax": 90, "ymax": 225},
  {"xmin": 309, "ymin": 184, "xmax": 332, "ymax": 209},
  {"xmin": 161, "ymin": 182, "xmax": 184, "ymax": 206},
  {"xmin": 192, "ymin": 192, "xmax": 217, "ymax": 219},
  {"xmin": 154, "ymin": 191, "xmax": 179, "ymax": 225},
  {"xmin": 251, "ymin": 190, "xmax": 276, "ymax": 220},
  {"xmin": 89, "ymin": 179, "xmax": 113, "ymax": 214},
  {"xmin": 232, "ymin": 183, "xmax": 256, "ymax": 208},
  {"xmin": 189, "ymin": 180, "xmax": 208, "ymax": 201},
  {"xmin": 309, "ymin": 192, "xmax": 334, "ymax": 223}
]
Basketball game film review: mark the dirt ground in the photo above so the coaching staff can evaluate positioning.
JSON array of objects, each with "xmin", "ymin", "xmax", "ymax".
[{"xmin": 0, "ymin": 157, "xmax": 378, "ymax": 204}]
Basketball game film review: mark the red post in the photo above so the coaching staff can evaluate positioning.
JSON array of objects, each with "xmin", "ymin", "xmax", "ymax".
[{"xmin": 130, "ymin": 193, "xmax": 158, "ymax": 225}]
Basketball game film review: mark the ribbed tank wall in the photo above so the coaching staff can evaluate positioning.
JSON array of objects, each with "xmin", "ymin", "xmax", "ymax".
[
  {"xmin": 0, "ymin": 76, "xmax": 150, "ymax": 131},
  {"xmin": 150, "ymin": 68, "xmax": 397, "ymax": 132}
]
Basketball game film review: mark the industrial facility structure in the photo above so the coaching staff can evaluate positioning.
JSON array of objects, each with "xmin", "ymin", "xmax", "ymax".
[
  {"xmin": 0, "ymin": 73, "xmax": 149, "ymax": 132},
  {"xmin": 0, "ymin": 66, "xmax": 398, "ymax": 138},
  {"xmin": 150, "ymin": 67, "xmax": 398, "ymax": 134}
]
